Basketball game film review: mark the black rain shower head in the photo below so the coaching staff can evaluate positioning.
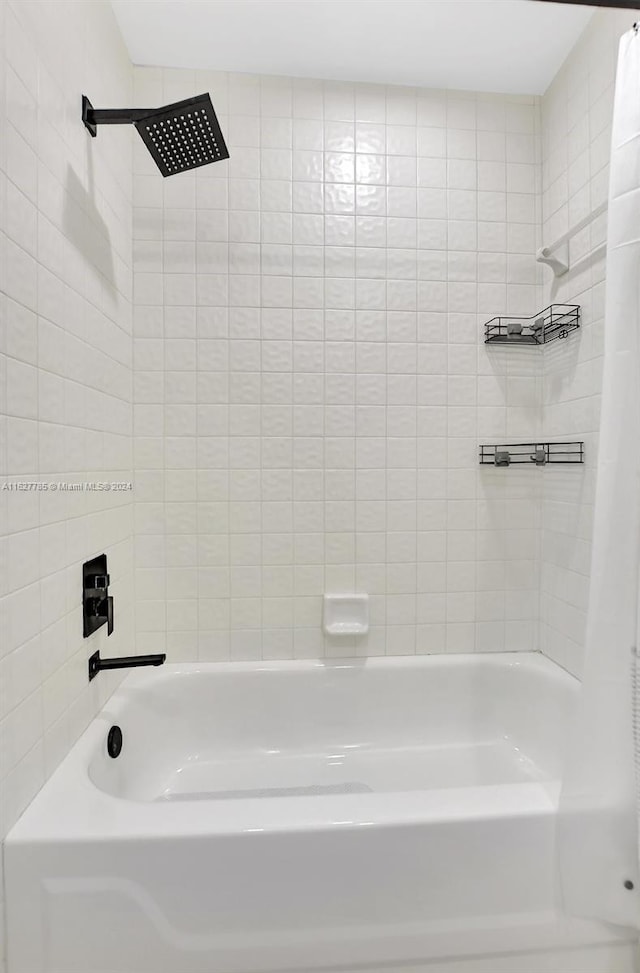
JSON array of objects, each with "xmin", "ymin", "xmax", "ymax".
[
  {"xmin": 135, "ymin": 94, "xmax": 229, "ymax": 176},
  {"xmin": 82, "ymin": 92, "xmax": 229, "ymax": 176}
]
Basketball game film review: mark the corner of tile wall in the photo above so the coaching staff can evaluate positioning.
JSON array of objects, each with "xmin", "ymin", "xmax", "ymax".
[{"xmin": 0, "ymin": 4, "xmax": 134, "ymax": 964}]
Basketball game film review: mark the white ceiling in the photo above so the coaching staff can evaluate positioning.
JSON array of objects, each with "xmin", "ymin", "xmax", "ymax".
[{"xmin": 110, "ymin": 0, "xmax": 596, "ymax": 96}]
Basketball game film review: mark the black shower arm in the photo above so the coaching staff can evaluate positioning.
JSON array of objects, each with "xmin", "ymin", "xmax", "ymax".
[
  {"xmin": 82, "ymin": 95, "xmax": 154, "ymax": 136},
  {"xmin": 89, "ymin": 108, "xmax": 152, "ymax": 124}
]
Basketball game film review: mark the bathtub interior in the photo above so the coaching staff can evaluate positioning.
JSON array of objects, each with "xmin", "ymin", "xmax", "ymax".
[{"xmin": 88, "ymin": 655, "xmax": 575, "ymax": 804}]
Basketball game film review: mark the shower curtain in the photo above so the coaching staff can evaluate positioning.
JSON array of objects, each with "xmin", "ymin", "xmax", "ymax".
[{"xmin": 558, "ymin": 26, "xmax": 640, "ymax": 929}]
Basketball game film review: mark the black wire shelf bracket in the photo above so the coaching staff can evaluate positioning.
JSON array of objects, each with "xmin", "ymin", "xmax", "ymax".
[
  {"xmin": 479, "ymin": 442, "xmax": 585, "ymax": 467},
  {"xmin": 484, "ymin": 304, "xmax": 580, "ymax": 345}
]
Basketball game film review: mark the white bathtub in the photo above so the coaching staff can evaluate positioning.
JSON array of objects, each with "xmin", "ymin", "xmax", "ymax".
[{"xmin": 4, "ymin": 652, "xmax": 637, "ymax": 973}]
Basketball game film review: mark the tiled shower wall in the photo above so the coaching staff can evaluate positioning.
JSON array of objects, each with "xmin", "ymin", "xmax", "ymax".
[
  {"xmin": 0, "ymin": 1, "xmax": 134, "ymax": 954},
  {"xmin": 538, "ymin": 8, "xmax": 631, "ymax": 678},
  {"xmin": 133, "ymin": 68, "xmax": 543, "ymax": 661}
]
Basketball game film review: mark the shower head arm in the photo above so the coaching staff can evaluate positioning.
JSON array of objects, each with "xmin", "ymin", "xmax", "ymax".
[{"xmin": 82, "ymin": 95, "xmax": 153, "ymax": 137}]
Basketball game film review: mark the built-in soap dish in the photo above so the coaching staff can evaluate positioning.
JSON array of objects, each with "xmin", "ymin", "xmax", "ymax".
[{"xmin": 323, "ymin": 594, "xmax": 369, "ymax": 636}]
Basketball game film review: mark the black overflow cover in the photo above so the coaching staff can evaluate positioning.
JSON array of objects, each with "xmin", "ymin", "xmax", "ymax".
[{"xmin": 107, "ymin": 725, "xmax": 123, "ymax": 759}]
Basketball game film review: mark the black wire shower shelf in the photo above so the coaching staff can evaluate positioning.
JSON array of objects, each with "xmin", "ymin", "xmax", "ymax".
[
  {"xmin": 479, "ymin": 442, "xmax": 585, "ymax": 467},
  {"xmin": 484, "ymin": 304, "xmax": 580, "ymax": 345}
]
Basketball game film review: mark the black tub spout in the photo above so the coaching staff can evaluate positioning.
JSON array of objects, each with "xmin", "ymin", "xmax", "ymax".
[{"xmin": 88, "ymin": 650, "xmax": 166, "ymax": 682}]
